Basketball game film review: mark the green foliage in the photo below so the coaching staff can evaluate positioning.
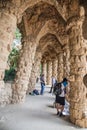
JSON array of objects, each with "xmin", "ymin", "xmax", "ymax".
[
  {"xmin": 4, "ymin": 28, "xmax": 21, "ymax": 82},
  {"xmin": 8, "ymin": 48, "xmax": 19, "ymax": 69},
  {"xmin": 15, "ymin": 28, "xmax": 22, "ymax": 40},
  {"xmin": 4, "ymin": 48, "xmax": 20, "ymax": 81},
  {"xmin": 4, "ymin": 67, "xmax": 16, "ymax": 82},
  {"xmin": 4, "ymin": 48, "xmax": 19, "ymax": 82}
]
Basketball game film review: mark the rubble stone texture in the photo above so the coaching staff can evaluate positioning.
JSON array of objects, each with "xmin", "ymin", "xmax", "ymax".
[
  {"xmin": 47, "ymin": 60, "xmax": 52, "ymax": 85},
  {"xmin": 67, "ymin": 6, "xmax": 87, "ymax": 128},
  {"xmin": 0, "ymin": 0, "xmax": 87, "ymax": 128},
  {"xmin": 57, "ymin": 52, "xmax": 63, "ymax": 82},
  {"xmin": 28, "ymin": 51, "xmax": 42, "ymax": 93},
  {"xmin": 12, "ymin": 38, "xmax": 37, "ymax": 103},
  {"xmin": 0, "ymin": 82, "xmax": 12, "ymax": 106},
  {"xmin": 52, "ymin": 58, "xmax": 58, "ymax": 79},
  {"xmin": 0, "ymin": 11, "xmax": 17, "ymax": 105},
  {"xmin": 63, "ymin": 45, "xmax": 70, "ymax": 78},
  {"xmin": 42, "ymin": 60, "xmax": 47, "ymax": 84}
]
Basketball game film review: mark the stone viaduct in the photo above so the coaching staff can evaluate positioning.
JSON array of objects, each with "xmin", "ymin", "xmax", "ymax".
[{"xmin": 0, "ymin": 0, "xmax": 87, "ymax": 128}]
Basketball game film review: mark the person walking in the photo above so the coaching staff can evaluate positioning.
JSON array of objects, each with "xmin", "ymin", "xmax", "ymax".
[{"xmin": 40, "ymin": 74, "xmax": 45, "ymax": 95}]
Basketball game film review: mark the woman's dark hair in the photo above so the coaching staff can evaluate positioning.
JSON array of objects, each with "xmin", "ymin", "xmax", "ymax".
[{"xmin": 63, "ymin": 78, "xmax": 68, "ymax": 82}]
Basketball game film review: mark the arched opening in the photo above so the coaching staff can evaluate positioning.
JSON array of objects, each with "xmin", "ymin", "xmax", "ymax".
[
  {"xmin": 11, "ymin": 1, "xmax": 66, "ymax": 103},
  {"xmin": 0, "ymin": 0, "xmax": 87, "ymax": 128},
  {"xmin": 4, "ymin": 28, "xmax": 22, "ymax": 82}
]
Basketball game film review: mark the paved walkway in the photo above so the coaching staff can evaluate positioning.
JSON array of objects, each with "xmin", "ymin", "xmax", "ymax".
[{"xmin": 0, "ymin": 85, "xmax": 86, "ymax": 130}]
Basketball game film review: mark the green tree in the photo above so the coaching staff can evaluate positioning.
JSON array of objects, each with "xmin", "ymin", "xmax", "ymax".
[
  {"xmin": 15, "ymin": 28, "xmax": 22, "ymax": 40},
  {"xmin": 8, "ymin": 48, "xmax": 19, "ymax": 69}
]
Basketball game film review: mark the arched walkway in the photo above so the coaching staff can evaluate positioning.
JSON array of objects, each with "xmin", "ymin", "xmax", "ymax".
[{"xmin": 0, "ymin": 0, "xmax": 87, "ymax": 128}]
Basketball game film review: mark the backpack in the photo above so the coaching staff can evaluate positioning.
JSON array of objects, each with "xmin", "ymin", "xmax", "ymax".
[
  {"xmin": 53, "ymin": 83, "xmax": 62, "ymax": 95},
  {"xmin": 33, "ymin": 89, "xmax": 39, "ymax": 95}
]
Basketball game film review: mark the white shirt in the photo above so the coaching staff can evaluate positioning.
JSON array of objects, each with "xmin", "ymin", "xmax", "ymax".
[
  {"xmin": 59, "ymin": 83, "xmax": 65, "ymax": 97},
  {"xmin": 52, "ymin": 77, "xmax": 56, "ymax": 86}
]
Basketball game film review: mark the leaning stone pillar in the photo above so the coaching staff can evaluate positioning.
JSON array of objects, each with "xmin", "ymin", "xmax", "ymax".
[
  {"xmin": 0, "ymin": 11, "xmax": 17, "ymax": 105},
  {"xmin": 28, "ymin": 51, "xmax": 42, "ymax": 93},
  {"xmin": 0, "ymin": 12, "xmax": 17, "ymax": 81},
  {"xmin": 42, "ymin": 60, "xmax": 47, "ymax": 84},
  {"xmin": 12, "ymin": 37, "xmax": 37, "ymax": 103},
  {"xmin": 52, "ymin": 58, "xmax": 58, "ymax": 79},
  {"xmin": 47, "ymin": 59, "xmax": 52, "ymax": 85},
  {"xmin": 57, "ymin": 52, "xmax": 63, "ymax": 82},
  {"xmin": 67, "ymin": 7, "xmax": 87, "ymax": 128},
  {"xmin": 63, "ymin": 45, "xmax": 70, "ymax": 78}
]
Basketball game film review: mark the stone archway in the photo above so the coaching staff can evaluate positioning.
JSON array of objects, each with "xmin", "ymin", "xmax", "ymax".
[
  {"xmin": 0, "ymin": 0, "xmax": 87, "ymax": 128},
  {"xmin": 12, "ymin": 1, "xmax": 67, "ymax": 103},
  {"xmin": 18, "ymin": 0, "xmax": 67, "ymax": 21},
  {"xmin": 38, "ymin": 32, "xmax": 63, "ymax": 84},
  {"xmin": 0, "ymin": 1, "xmax": 67, "ymax": 105}
]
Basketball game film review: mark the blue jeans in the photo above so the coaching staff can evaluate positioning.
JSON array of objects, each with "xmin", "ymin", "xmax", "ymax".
[{"xmin": 40, "ymin": 83, "xmax": 45, "ymax": 95}]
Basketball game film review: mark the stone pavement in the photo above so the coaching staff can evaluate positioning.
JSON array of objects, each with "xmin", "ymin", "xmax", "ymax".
[{"xmin": 0, "ymin": 85, "xmax": 86, "ymax": 130}]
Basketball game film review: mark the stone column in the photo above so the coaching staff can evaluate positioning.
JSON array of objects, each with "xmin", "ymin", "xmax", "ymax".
[
  {"xmin": 47, "ymin": 59, "xmax": 52, "ymax": 85},
  {"xmin": 42, "ymin": 60, "xmax": 47, "ymax": 84},
  {"xmin": 0, "ymin": 11, "xmax": 17, "ymax": 105},
  {"xmin": 67, "ymin": 7, "xmax": 87, "ymax": 127},
  {"xmin": 12, "ymin": 37, "xmax": 37, "ymax": 103},
  {"xmin": 63, "ymin": 45, "xmax": 70, "ymax": 78},
  {"xmin": 52, "ymin": 58, "xmax": 58, "ymax": 79},
  {"xmin": 57, "ymin": 52, "xmax": 63, "ymax": 82},
  {"xmin": 28, "ymin": 51, "xmax": 42, "ymax": 93},
  {"xmin": 0, "ymin": 11, "xmax": 17, "ymax": 80}
]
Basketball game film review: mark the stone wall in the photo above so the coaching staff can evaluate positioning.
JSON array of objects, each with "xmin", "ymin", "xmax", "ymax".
[{"xmin": 0, "ymin": 82, "xmax": 12, "ymax": 106}]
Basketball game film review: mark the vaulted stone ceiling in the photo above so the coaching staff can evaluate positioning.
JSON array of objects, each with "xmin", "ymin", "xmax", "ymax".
[
  {"xmin": 38, "ymin": 33, "xmax": 62, "ymax": 51},
  {"xmin": 17, "ymin": 0, "xmax": 67, "ymax": 21},
  {"xmin": 39, "ymin": 33, "xmax": 61, "ymax": 47},
  {"xmin": 16, "ymin": 0, "xmax": 80, "ymax": 64},
  {"xmin": 38, "ymin": 33, "xmax": 62, "ymax": 59},
  {"xmin": 4, "ymin": 0, "xmax": 79, "ymax": 60},
  {"xmin": 24, "ymin": 1, "xmax": 66, "ymax": 38},
  {"xmin": 18, "ymin": 1, "xmax": 67, "ymax": 59},
  {"xmin": 42, "ymin": 45, "xmax": 57, "ymax": 60}
]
